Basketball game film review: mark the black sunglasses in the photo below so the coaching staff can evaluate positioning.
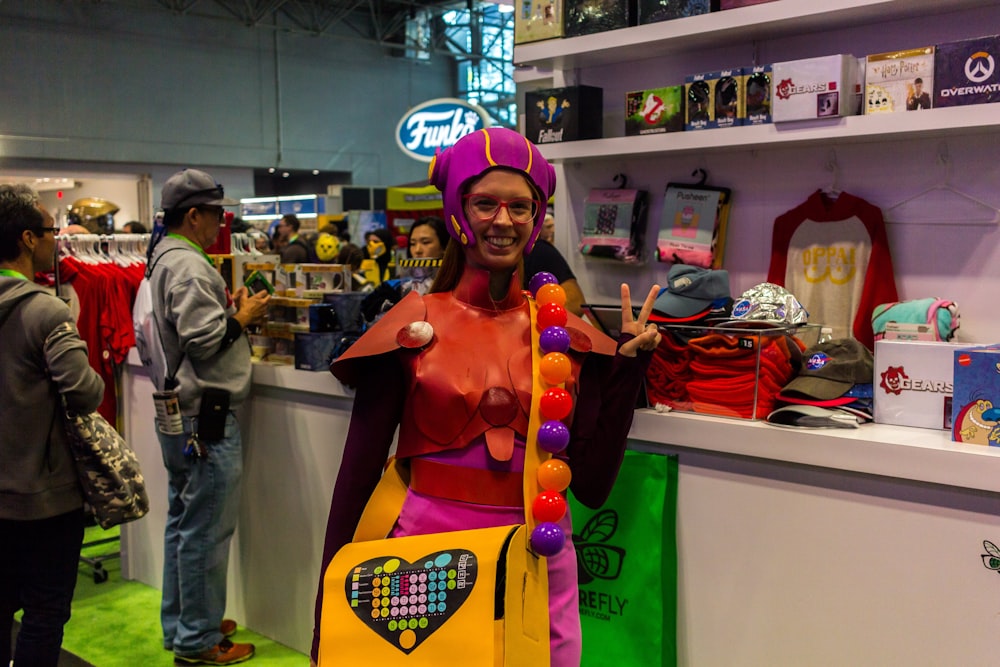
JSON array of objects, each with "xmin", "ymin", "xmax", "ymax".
[{"xmin": 34, "ymin": 226, "xmax": 58, "ymax": 234}]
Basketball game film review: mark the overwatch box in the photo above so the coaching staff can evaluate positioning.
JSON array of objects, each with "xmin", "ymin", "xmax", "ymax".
[
  {"xmin": 772, "ymin": 54, "xmax": 859, "ymax": 122},
  {"xmin": 935, "ymin": 35, "xmax": 1000, "ymax": 108},
  {"xmin": 525, "ymin": 86, "xmax": 603, "ymax": 144},
  {"xmin": 952, "ymin": 345, "xmax": 1000, "ymax": 445},
  {"xmin": 684, "ymin": 72, "xmax": 715, "ymax": 131},
  {"xmin": 565, "ymin": 0, "xmax": 634, "ymax": 37},
  {"xmin": 865, "ymin": 47, "xmax": 935, "ymax": 114},
  {"xmin": 874, "ymin": 340, "xmax": 958, "ymax": 430},
  {"xmin": 514, "ymin": 0, "xmax": 564, "ymax": 44},
  {"xmin": 639, "ymin": 0, "xmax": 717, "ymax": 26},
  {"xmin": 625, "ymin": 86, "xmax": 684, "ymax": 135},
  {"xmin": 744, "ymin": 64, "xmax": 773, "ymax": 125}
]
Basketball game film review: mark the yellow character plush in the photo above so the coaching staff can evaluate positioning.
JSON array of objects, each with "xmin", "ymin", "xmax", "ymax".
[{"xmin": 316, "ymin": 233, "xmax": 341, "ymax": 262}]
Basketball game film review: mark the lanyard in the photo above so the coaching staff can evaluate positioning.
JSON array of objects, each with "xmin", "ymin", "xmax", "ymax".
[
  {"xmin": 0, "ymin": 269, "xmax": 28, "ymax": 281},
  {"xmin": 166, "ymin": 233, "xmax": 214, "ymax": 266}
]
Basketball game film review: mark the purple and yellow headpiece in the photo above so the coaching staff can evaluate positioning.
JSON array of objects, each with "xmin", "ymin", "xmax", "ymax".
[{"xmin": 428, "ymin": 127, "xmax": 556, "ymax": 253}]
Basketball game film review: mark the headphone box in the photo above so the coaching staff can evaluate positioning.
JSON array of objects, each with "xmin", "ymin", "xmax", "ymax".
[
  {"xmin": 524, "ymin": 86, "xmax": 604, "ymax": 144},
  {"xmin": 638, "ymin": 0, "xmax": 717, "ymax": 26},
  {"xmin": 772, "ymin": 54, "xmax": 859, "ymax": 122},
  {"xmin": 625, "ymin": 86, "xmax": 684, "ymax": 136},
  {"xmin": 744, "ymin": 64, "xmax": 773, "ymax": 125},
  {"xmin": 934, "ymin": 34, "xmax": 1000, "ymax": 108},
  {"xmin": 565, "ymin": 0, "xmax": 635, "ymax": 37},
  {"xmin": 720, "ymin": 0, "xmax": 776, "ymax": 6},
  {"xmin": 865, "ymin": 47, "xmax": 935, "ymax": 114},
  {"xmin": 684, "ymin": 72, "xmax": 716, "ymax": 131},
  {"xmin": 713, "ymin": 68, "xmax": 745, "ymax": 128}
]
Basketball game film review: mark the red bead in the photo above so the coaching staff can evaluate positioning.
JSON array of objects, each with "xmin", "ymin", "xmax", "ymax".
[
  {"xmin": 537, "ymin": 302, "xmax": 568, "ymax": 330},
  {"xmin": 532, "ymin": 490, "xmax": 567, "ymax": 523},
  {"xmin": 539, "ymin": 387, "xmax": 572, "ymax": 420}
]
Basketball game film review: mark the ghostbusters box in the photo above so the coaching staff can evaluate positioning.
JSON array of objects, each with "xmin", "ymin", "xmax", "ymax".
[
  {"xmin": 874, "ymin": 340, "xmax": 959, "ymax": 430},
  {"xmin": 772, "ymin": 54, "xmax": 859, "ymax": 122},
  {"xmin": 565, "ymin": 0, "xmax": 634, "ymax": 37},
  {"xmin": 625, "ymin": 86, "xmax": 684, "ymax": 135},
  {"xmin": 951, "ymin": 345, "xmax": 1000, "ymax": 445},
  {"xmin": 524, "ymin": 86, "xmax": 604, "ymax": 144},
  {"xmin": 744, "ymin": 64, "xmax": 772, "ymax": 125},
  {"xmin": 515, "ymin": 0, "xmax": 564, "ymax": 44},
  {"xmin": 934, "ymin": 35, "xmax": 1000, "ymax": 108},
  {"xmin": 638, "ymin": 0, "xmax": 717, "ymax": 26},
  {"xmin": 865, "ymin": 47, "xmax": 935, "ymax": 114}
]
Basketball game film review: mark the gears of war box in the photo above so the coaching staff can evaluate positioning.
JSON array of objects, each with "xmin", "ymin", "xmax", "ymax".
[{"xmin": 525, "ymin": 86, "xmax": 604, "ymax": 144}]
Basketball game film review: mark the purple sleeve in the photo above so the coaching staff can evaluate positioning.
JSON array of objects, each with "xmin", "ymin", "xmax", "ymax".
[
  {"xmin": 567, "ymin": 334, "xmax": 653, "ymax": 508},
  {"xmin": 311, "ymin": 353, "xmax": 405, "ymax": 662}
]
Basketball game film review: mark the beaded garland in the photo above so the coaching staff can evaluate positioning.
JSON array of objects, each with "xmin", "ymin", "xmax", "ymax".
[{"xmin": 527, "ymin": 271, "xmax": 573, "ymax": 557}]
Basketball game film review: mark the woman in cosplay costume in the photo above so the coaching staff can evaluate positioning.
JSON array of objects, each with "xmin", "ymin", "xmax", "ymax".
[{"xmin": 310, "ymin": 127, "xmax": 661, "ymax": 666}]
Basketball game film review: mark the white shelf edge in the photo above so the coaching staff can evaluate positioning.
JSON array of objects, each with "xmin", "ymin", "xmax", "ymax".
[
  {"xmin": 251, "ymin": 361, "xmax": 354, "ymax": 398},
  {"xmin": 535, "ymin": 104, "xmax": 1000, "ymax": 162},
  {"xmin": 513, "ymin": 0, "xmax": 996, "ymax": 71},
  {"xmin": 629, "ymin": 409, "xmax": 1000, "ymax": 493}
]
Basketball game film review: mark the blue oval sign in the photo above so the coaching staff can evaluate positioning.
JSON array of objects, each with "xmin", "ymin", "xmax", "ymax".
[{"xmin": 396, "ymin": 98, "xmax": 492, "ymax": 163}]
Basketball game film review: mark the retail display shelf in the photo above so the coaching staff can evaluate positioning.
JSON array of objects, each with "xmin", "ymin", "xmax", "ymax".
[
  {"xmin": 512, "ymin": 0, "xmax": 998, "ymax": 72},
  {"xmin": 251, "ymin": 361, "xmax": 353, "ymax": 398},
  {"xmin": 534, "ymin": 105, "xmax": 1000, "ymax": 162},
  {"xmin": 629, "ymin": 409, "xmax": 1000, "ymax": 493}
]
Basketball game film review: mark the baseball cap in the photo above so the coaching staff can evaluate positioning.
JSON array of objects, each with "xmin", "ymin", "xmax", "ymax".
[
  {"xmin": 652, "ymin": 264, "xmax": 731, "ymax": 319},
  {"xmin": 161, "ymin": 168, "xmax": 238, "ymax": 210},
  {"xmin": 779, "ymin": 338, "xmax": 874, "ymax": 401}
]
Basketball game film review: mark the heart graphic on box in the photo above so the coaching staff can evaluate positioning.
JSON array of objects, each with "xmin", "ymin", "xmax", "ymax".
[{"xmin": 343, "ymin": 549, "xmax": 479, "ymax": 654}]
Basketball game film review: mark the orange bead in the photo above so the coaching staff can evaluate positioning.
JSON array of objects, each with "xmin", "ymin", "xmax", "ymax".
[
  {"xmin": 536, "ymin": 283, "xmax": 567, "ymax": 308},
  {"xmin": 540, "ymin": 352, "xmax": 571, "ymax": 385},
  {"xmin": 537, "ymin": 458, "xmax": 572, "ymax": 492}
]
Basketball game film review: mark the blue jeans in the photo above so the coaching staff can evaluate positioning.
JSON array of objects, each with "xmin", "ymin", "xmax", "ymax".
[
  {"xmin": 157, "ymin": 412, "xmax": 243, "ymax": 656},
  {"xmin": 0, "ymin": 509, "xmax": 85, "ymax": 667}
]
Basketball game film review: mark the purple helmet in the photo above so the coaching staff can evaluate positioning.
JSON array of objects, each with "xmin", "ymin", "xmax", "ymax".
[{"xmin": 428, "ymin": 127, "xmax": 556, "ymax": 253}]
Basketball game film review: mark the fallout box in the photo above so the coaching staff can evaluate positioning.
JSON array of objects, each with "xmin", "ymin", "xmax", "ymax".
[
  {"xmin": 684, "ymin": 72, "xmax": 715, "ymax": 130},
  {"xmin": 625, "ymin": 86, "xmax": 684, "ymax": 135},
  {"xmin": 951, "ymin": 345, "xmax": 1000, "ymax": 445},
  {"xmin": 935, "ymin": 35, "xmax": 1000, "ymax": 108},
  {"xmin": 744, "ymin": 64, "xmax": 772, "ymax": 125},
  {"xmin": 565, "ymin": 0, "xmax": 634, "ymax": 37},
  {"xmin": 515, "ymin": 0, "xmax": 564, "ymax": 44},
  {"xmin": 525, "ymin": 86, "xmax": 604, "ymax": 144},
  {"xmin": 639, "ymin": 0, "xmax": 718, "ymax": 26},
  {"xmin": 865, "ymin": 47, "xmax": 935, "ymax": 114}
]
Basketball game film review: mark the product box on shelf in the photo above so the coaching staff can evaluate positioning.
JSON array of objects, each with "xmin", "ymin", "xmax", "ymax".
[
  {"xmin": 951, "ymin": 345, "xmax": 1000, "ymax": 445},
  {"xmin": 744, "ymin": 64, "xmax": 772, "ymax": 125},
  {"xmin": 276, "ymin": 263, "xmax": 352, "ymax": 297},
  {"xmin": 873, "ymin": 340, "xmax": 958, "ymax": 430},
  {"xmin": 565, "ymin": 0, "xmax": 633, "ymax": 37},
  {"xmin": 524, "ymin": 86, "xmax": 603, "ymax": 144},
  {"xmin": 772, "ymin": 54, "xmax": 859, "ymax": 122},
  {"xmin": 638, "ymin": 0, "xmax": 717, "ymax": 26},
  {"xmin": 294, "ymin": 332, "xmax": 341, "ymax": 372},
  {"xmin": 714, "ymin": 68, "xmax": 745, "ymax": 127},
  {"xmin": 934, "ymin": 35, "xmax": 1000, "ymax": 108},
  {"xmin": 865, "ymin": 47, "xmax": 935, "ymax": 114},
  {"xmin": 514, "ymin": 0, "xmax": 564, "ymax": 44},
  {"xmin": 684, "ymin": 72, "xmax": 715, "ymax": 131},
  {"xmin": 625, "ymin": 86, "xmax": 684, "ymax": 135},
  {"xmin": 644, "ymin": 323, "xmax": 810, "ymax": 421},
  {"xmin": 720, "ymin": 0, "xmax": 776, "ymax": 7}
]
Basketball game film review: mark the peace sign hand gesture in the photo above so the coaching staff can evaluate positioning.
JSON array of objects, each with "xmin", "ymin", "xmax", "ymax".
[{"xmin": 617, "ymin": 283, "xmax": 662, "ymax": 358}]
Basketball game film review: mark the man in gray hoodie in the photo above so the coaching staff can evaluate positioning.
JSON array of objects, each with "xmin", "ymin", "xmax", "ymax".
[
  {"xmin": 148, "ymin": 169, "xmax": 269, "ymax": 665},
  {"xmin": 0, "ymin": 184, "xmax": 105, "ymax": 666}
]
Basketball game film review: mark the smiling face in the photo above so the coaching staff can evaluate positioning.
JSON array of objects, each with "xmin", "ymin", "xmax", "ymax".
[{"xmin": 461, "ymin": 169, "xmax": 536, "ymax": 274}]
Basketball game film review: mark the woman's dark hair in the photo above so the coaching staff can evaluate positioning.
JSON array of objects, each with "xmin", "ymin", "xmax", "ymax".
[{"xmin": 407, "ymin": 216, "xmax": 449, "ymax": 258}]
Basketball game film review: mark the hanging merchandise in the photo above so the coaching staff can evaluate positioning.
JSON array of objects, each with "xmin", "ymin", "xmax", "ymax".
[
  {"xmin": 766, "ymin": 190, "xmax": 899, "ymax": 350},
  {"xmin": 579, "ymin": 173, "xmax": 649, "ymax": 263},
  {"xmin": 569, "ymin": 450, "xmax": 678, "ymax": 667},
  {"xmin": 655, "ymin": 169, "xmax": 732, "ymax": 269}
]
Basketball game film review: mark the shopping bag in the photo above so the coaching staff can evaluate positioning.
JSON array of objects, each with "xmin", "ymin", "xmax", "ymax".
[
  {"xmin": 569, "ymin": 449, "xmax": 678, "ymax": 667},
  {"xmin": 318, "ymin": 524, "xmax": 549, "ymax": 666}
]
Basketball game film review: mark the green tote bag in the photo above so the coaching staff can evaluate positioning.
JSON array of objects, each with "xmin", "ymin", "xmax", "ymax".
[{"xmin": 569, "ymin": 449, "xmax": 679, "ymax": 667}]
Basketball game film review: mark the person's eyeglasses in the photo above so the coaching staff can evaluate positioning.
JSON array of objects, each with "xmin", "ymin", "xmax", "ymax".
[
  {"xmin": 34, "ymin": 227, "xmax": 58, "ymax": 235},
  {"xmin": 463, "ymin": 193, "xmax": 540, "ymax": 224},
  {"xmin": 197, "ymin": 206, "xmax": 225, "ymax": 221}
]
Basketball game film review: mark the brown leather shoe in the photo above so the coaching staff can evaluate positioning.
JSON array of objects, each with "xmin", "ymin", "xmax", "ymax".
[
  {"xmin": 220, "ymin": 619, "xmax": 238, "ymax": 638},
  {"xmin": 174, "ymin": 638, "xmax": 255, "ymax": 665}
]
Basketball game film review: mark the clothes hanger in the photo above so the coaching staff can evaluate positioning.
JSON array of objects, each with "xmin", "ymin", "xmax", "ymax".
[
  {"xmin": 884, "ymin": 143, "xmax": 999, "ymax": 225},
  {"xmin": 820, "ymin": 149, "xmax": 842, "ymax": 200}
]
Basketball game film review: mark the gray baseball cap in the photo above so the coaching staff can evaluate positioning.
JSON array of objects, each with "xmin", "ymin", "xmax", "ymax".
[
  {"xmin": 161, "ymin": 168, "xmax": 238, "ymax": 210},
  {"xmin": 653, "ymin": 264, "xmax": 731, "ymax": 318}
]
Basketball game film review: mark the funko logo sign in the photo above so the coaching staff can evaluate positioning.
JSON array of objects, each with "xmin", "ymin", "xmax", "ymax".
[{"xmin": 396, "ymin": 98, "xmax": 491, "ymax": 163}]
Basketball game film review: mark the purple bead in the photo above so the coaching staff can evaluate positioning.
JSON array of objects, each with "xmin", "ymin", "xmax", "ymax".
[
  {"xmin": 537, "ymin": 420, "xmax": 570, "ymax": 454},
  {"xmin": 528, "ymin": 272, "xmax": 559, "ymax": 297},
  {"xmin": 530, "ymin": 522, "xmax": 566, "ymax": 557},
  {"xmin": 539, "ymin": 326, "xmax": 571, "ymax": 354}
]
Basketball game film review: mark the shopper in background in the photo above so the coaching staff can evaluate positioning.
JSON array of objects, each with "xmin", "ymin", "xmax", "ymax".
[
  {"xmin": 539, "ymin": 211, "xmax": 556, "ymax": 243},
  {"xmin": 0, "ymin": 184, "xmax": 104, "ymax": 667},
  {"xmin": 310, "ymin": 127, "xmax": 661, "ymax": 666},
  {"xmin": 523, "ymin": 211, "xmax": 587, "ymax": 317},
  {"xmin": 276, "ymin": 214, "xmax": 313, "ymax": 263},
  {"xmin": 123, "ymin": 220, "xmax": 148, "ymax": 234},
  {"xmin": 147, "ymin": 168, "xmax": 269, "ymax": 666},
  {"xmin": 362, "ymin": 227, "xmax": 396, "ymax": 282},
  {"xmin": 406, "ymin": 215, "xmax": 449, "ymax": 259}
]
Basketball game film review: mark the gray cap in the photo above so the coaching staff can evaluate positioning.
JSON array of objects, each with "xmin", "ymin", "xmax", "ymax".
[
  {"xmin": 161, "ymin": 168, "xmax": 238, "ymax": 210},
  {"xmin": 653, "ymin": 264, "xmax": 731, "ymax": 318}
]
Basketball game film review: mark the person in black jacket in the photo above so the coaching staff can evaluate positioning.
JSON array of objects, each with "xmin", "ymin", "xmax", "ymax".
[{"xmin": 276, "ymin": 214, "xmax": 314, "ymax": 263}]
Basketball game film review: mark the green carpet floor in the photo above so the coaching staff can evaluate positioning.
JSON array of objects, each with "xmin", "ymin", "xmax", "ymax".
[{"xmin": 60, "ymin": 525, "xmax": 308, "ymax": 666}]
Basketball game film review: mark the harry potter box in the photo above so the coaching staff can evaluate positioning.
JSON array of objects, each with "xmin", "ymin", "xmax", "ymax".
[
  {"xmin": 865, "ymin": 47, "xmax": 935, "ymax": 114},
  {"xmin": 524, "ymin": 86, "xmax": 604, "ymax": 144}
]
